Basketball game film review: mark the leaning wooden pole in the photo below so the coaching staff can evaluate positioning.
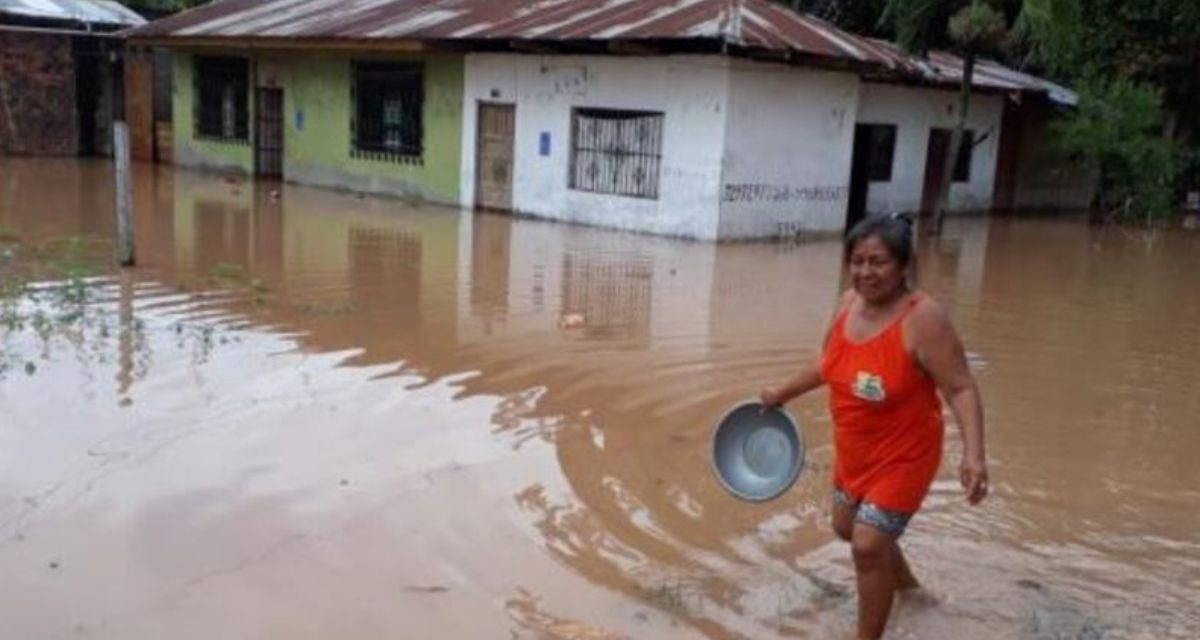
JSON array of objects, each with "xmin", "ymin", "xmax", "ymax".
[{"xmin": 114, "ymin": 121, "xmax": 135, "ymax": 266}]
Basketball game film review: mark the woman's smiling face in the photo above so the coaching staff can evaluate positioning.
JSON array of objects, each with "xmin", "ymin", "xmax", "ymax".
[{"xmin": 848, "ymin": 235, "xmax": 906, "ymax": 303}]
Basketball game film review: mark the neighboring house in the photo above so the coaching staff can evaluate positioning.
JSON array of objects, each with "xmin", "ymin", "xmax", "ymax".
[
  {"xmin": 849, "ymin": 43, "xmax": 1088, "ymax": 227},
  {"xmin": 0, "ymin": 0, "xmax": 145, "ymax": 156},
  {"xmin": 125, "ymin": 0, "xmax": 1087, "ymax": 241},
  {"xmin": 848, "ymin": 43, "xmax": 1086, "ymax": 228}
]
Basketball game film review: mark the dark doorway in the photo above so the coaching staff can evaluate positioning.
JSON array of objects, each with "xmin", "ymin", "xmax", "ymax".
[
  {"xmin": 846, "ymin": 124, "xmax": 873, "ymax": 232},
  {"xmin": 255, "ymin": 88, "xmax": 284, "ymax": 179},
  {"xmin": 921, "ymin": 128, "xmax": 952, "ymax": 215},
  {"xmin": 73, "ymin": 38, "xmax": 101, "ymax": 156},
  {"xmin": 846, "ymin": 123, "xmax": 897, "ymax": 233}
]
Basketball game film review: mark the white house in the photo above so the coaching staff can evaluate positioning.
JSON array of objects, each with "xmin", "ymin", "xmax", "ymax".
[
  {"xmin": 460, "ymin": 54, "xmax": 866, "ymax": 241},
  {"xmin": 451, "ymin": 3, "xmax": 1081, "ymax": 240}
]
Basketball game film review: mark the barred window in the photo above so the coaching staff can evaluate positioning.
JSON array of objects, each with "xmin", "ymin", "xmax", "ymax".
[
  {"xmin": 194, "ymin": 56, "xmax": 249, "ymax": 142},
  {"xmin": 351, "ymin": 61, "xmax": 423, "ymax": 163},
  {"xmin": 569, "ymin": 108, "xmax": 663, "ymax": 199}
]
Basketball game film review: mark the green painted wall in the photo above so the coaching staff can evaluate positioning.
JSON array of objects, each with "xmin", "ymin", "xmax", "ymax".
[
  {"xmin": 171, "ymin": 50, "xmax": 463, "ymax": 203},
  {"xmin": 172, "ymin": 51, "xmax": 254, "ymax": 173},
  {"xmin": 283, "ymin": 52, "xmax": 463, "ymax": 203}
]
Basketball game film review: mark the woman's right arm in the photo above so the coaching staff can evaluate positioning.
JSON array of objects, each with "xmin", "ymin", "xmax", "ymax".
[{"xmin": 761, "ymin": 355, "xmax": 825, "ymax": 407}]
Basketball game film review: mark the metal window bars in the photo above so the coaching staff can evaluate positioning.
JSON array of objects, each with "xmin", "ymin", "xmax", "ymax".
[
  {"xmin": 194, "ymin": 56, "xmax": 249, "ymax": 143},
  {"xmin": 350, "ymin": 61, "xmax": 424, "ymax": 165},
  {"xmin": 570, "ymin": 108, "xmax": 664, "ymax": 200}
]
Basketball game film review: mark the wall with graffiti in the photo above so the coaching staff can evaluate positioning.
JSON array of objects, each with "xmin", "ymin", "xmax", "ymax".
[{"xmin": 718, "ymin": 61, "xmax": 862, "ymax": 239}]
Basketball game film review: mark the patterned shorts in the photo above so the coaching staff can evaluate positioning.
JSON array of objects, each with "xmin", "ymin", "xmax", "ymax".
[{"xmin": 833, "ymin": 486, "xmax": 912, "ymax": 538}]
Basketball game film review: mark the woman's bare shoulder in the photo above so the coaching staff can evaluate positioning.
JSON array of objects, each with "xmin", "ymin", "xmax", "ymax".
[{"xmin": 907, "ymin": 292, "xmax": 956, "ymax": 340}]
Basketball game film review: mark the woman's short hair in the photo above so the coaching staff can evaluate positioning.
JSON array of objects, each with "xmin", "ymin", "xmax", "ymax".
[{"xmin": 844, "ymin": 212, "xmax": 915, "ymax": 268}]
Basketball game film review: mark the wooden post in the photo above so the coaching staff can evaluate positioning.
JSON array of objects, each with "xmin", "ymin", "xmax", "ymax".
[{"xmin": 114, "ymin": 121, "xmax": 135, "ymax": 266}]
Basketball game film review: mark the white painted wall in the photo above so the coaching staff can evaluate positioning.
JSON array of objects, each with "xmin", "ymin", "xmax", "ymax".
[
  {"xmin": 719, "ymin": 61, "xmax": 862, "ymax": 238},
  {"xmin": 462, "ymin": 54, "xmax": 729, "ymax": 240},
  {"xmin": 856, "ymin": 83, "xmax": 1004, "ymax": 215}
]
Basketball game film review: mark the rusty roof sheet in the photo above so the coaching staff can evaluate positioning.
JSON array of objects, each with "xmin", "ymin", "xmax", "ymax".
[
  {"xmin": 125, "ymin": 0, "xmax": 1072, "ymax": 103},
  {"xmin": 125, "ymin": 0, "xmax": 912, "ymax": 70},
  {"xmin": 863, "ymin": 39, "xmax": 1076, "ymax": 106}
]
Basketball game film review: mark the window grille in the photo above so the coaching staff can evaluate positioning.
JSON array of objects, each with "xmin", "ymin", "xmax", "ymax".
[
  {"xmin": 194, "ymin": 56, "xmax": 249, "ymax": 143},
  {"xmin": 351, "ymin": 61, "xmax": 424, "ymax": 164},
  {"xmin": 569, "ymin": 108, "xmax": 664, "ymax": 199}
]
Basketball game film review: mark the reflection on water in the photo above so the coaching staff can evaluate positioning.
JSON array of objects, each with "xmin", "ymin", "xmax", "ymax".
[{"xmin": 1, "ymin": 157, "xmax": 1199, "ymax": 639}]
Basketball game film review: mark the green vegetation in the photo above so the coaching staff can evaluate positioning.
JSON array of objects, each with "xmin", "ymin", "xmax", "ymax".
[
  {"xmin": 783, "ymin": 0, "xmax": 1199, "ymax": 225},
  {"xmin": 0, "ymin": 235, "xmax": 245, "ymax": 382},
  {"xmin": 1051, "ymin": 77, "xmax": 1177, "ymax": 224}
]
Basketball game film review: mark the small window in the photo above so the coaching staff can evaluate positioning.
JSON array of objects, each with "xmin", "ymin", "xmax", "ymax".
[
  {"xmin": 864, "ymin": 124, "xmax": 897, "ymax": 182},
  {"xmin": 953, "ymin": 129, "xmax": 975, "ymax": 183},
  {"xmin": 194, "ymin": 56, "xmax": 249, "ymax": 142},
  {"xmin": 351, "ymin": 61, "xmax": 423, "ymax": 163},
  {"xmin": 570, "ymin": 108, "xmax": 664, "ymax": 199}
]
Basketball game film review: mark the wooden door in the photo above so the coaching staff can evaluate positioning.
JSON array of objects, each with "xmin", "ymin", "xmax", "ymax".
[
  {"xmin": 475, "ymin": 103, "xmax": 515, "ymax": 212},
  {"xmin": 255, "ymin": 88, "xmax": 284, "ymax": 179},
  {"xmin": 920, "ymin": 128, "xmax": 951, "ymax": 215}
]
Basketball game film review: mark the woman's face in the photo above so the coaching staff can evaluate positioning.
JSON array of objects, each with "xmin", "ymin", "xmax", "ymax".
[{"xmin": 848, "ymin": 235, "xmax": 906, "ymax": 303}]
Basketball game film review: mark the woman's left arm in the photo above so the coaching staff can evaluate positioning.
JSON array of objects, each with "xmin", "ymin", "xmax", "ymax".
[{"xmin": 910, "ymin": 301, "xmax": 989, "ymax": 505}]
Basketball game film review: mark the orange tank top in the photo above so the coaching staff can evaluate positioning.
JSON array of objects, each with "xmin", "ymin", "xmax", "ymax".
[{"xmin": 820, "ymin": 293, "xmax": 943, "ymax": 513}]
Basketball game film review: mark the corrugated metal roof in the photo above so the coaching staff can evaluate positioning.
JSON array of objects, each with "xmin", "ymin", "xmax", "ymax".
[
  {"xmin": 864, "ymin": 39, "xmax": 1076, "ymax": 106},
  {"xmin": 125, "ymin": 0, "xmax": 1073, "ymax": 104},
  {"xmin": 0, "ymin": 0, "xmax": 145, "ymax": 26},
  {"xmin": 125, "ymin": 0, "xmax": 910, "ymax": 71}
]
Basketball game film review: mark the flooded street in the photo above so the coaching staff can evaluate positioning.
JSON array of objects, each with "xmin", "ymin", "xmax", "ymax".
[{"xmin": 2, "ymin": 157, "xmax": 1199, "ymax": 639}]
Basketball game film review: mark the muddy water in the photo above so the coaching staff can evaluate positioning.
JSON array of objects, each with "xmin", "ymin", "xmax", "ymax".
[{"xmin": 1, "ymin": 157, "xmax": 1198, "ymax": 640}]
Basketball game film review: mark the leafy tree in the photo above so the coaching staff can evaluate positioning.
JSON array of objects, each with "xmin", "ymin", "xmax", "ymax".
[
  {"xmin": 781, "ymin": 0, "xmax": 892, "ymax": 36},
  {"xmin": 883, "ymin": 0, "xmax": 1011, "ymax": 235},
  {"xmin": 1017, "ymin": 0, "xmax": 1196, "ymax": 220},
  {"xmin": 779, "ymin": 0, "xmax": 1198, "ymax": 223},
  {"xmin": 1052, "ymin": 78, "xmax": 1176, "ymax": 222}
]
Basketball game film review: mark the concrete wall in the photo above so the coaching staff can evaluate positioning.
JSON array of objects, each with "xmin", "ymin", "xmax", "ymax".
[
  {"xmin": 856, "ymin": 82, "xmax": 1004, "ymax": 215},
  {"xmin": 0, "ymin": 31, "xmax": 77, "ymax": 155},
  {"xmin": 280, "ymin": 52, "xmax": 462, "ymax": 204},
  {"xmin": 171, "ymin": 50, "xmax": 463, "ymax": 203},
  {"xmin": 461, "ymin": 54, "xmax": 728, "ymax": 241},
  {"xmin": 719, "ymin": 61, "xmax": 861, "ymax": 238}
]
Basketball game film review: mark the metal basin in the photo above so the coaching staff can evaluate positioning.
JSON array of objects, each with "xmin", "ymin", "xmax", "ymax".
[{"xmin": 711, "ymin": 401, "xmax": 805, "ymax": 502}]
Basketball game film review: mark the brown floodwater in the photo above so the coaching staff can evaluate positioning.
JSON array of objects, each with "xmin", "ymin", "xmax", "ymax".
[{"xmin": 1, "ymin": 157, "xmax": 1198, "ymax": 640}]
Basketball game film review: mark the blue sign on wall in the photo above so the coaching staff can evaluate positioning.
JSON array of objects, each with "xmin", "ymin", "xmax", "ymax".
[
  {"xmin": 295, "ymin": 110, "xmax": 305, "ymax": 131},
  {"xmin": 539, "ymin": 132, "xmax": 551, "ymax": 157}
]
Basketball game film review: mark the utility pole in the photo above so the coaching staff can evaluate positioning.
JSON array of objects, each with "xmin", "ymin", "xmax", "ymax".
[{"xmin": 114, "ymin": 121, "xmax": 135, "ymax": 266}]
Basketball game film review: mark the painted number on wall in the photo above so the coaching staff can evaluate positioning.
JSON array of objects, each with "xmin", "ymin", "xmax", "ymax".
[{"xmin": 722, "ymin": 183, "xmax": 849, "ymax": 203}]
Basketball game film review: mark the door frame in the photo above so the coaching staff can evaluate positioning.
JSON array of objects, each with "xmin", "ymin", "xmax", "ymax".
[
  {"xmin": 254, "ymin": 87, "xmax": 284, "ymax": 179},
  {"xmin": 474, "ymin": 101, "xmax": 516, "ymax": 213}
]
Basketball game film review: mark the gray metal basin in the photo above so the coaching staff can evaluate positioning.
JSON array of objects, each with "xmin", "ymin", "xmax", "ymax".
[{"xmin": 711, "ymin": 401, "xmax": 805, "ymax": 502}]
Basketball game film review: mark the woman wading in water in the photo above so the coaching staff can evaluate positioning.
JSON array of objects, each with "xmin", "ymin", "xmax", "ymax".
[{"xmin": 762, "ymin": 213, "xmax": 988, "ymax": 639}]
